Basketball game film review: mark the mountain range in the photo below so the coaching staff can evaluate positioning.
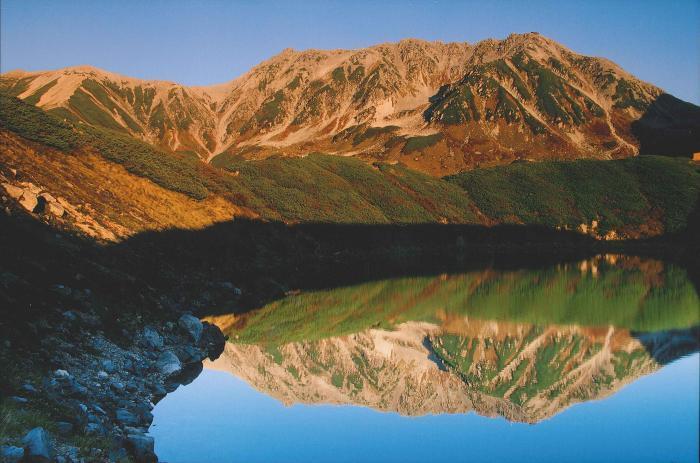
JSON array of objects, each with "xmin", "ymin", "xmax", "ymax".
[
  {"xmin": 208, "ymin": 321, "xmax": 698, "ymax": 422},
  {"xmin": 3, "ymin": 33, "xmax": 699, "ymax": 175}
]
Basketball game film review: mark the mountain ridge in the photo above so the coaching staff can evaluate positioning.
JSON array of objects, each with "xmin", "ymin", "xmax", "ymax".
[{"xmin": 4, "ymin": 32, "xmax": 696, "ymax": 174}]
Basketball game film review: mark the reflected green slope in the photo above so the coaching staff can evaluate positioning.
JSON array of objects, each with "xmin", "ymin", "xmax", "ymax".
[{"xmin": 226, "ymin": 256, "xmax": 699, "ymax": 346}]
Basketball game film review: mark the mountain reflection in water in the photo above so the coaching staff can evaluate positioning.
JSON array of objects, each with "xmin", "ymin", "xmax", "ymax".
[{"xmin": 204, "ymin": 255, "xmax": 699, "ymax": 423}]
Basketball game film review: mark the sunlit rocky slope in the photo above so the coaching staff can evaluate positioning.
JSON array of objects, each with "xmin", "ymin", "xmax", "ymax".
[
  {"xmin": 3, "ymin": 33, "xmax": 699, "ymax": 174},
  {"xmin": 2, "ymin": 93, "xmax": 698, "ymax": 242}
]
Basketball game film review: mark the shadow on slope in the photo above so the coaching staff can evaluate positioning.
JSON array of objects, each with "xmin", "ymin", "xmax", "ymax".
[
  {"xmin": 2, "ymin": 209, "xmax": 698, "ymax": 335},
  {"xmin": 632, "ymin": 93, "xmax": 700, "ymax": 157},
  {"xmin": 0, "ymin": 212, "xmax": 597, "ymax": 324}
]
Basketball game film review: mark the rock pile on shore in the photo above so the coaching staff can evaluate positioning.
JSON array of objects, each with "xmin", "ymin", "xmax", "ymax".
[{"xmin": 1, "ymin": 308, "xmax": 225, "ymax": 462}]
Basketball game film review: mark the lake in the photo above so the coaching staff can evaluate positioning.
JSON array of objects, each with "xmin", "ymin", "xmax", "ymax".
[{"xmin": 151, "ymin": 255, "xmax": 700, "ymax": 462}]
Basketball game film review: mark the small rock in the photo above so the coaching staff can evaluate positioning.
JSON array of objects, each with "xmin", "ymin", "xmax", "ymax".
[
  {"xmin": 21, "ymin": 383, "xmax": 37, "ymax": 394},
  {"xmin": 54, "ymin": 369, "xmax": 70, "ymax": 379},
  {"xmin": 111, "ymin": 381, "xmax": 125, "ymax": 391},
  {"xmin": 20, "ymin": 182, "xmax": 41, "ymax": 194},
  {"xmin": 1, "ymin": 183, "xmax": 23, "ymax": 199},
  {"xmin": 123, "ymin": 358, "xmax": 134, "ymax": 372},
  {"xmin": 156, "ymin": 351, "xmax": 182, "ymax": 376},
  {"xmin": 10, "ymin": 396, "xmax": 28, "ymax": 404},
  {"xmin": 66, "ymin": 447, "xmax": 78, "ymax": 463},
  {"xmin": 178, "ymin": 345, "xmax": 205, "ymax": 363},
  {"xmin": 219, "ymin": 282, "xmax": 242, "ymax": 295},
  {"xmin": 178, "ymin": 314, "xmax": 203, "ymax": 342},
  {"xmin": 38, "ymin": 192, "xmax": 56, "ymax": 203},
  {"xmin": 125, "ymin": 433, "xmax": 156, "ymax": 463},
  {"xmin": 143, "ymin": 326, "xmax": 163, "ymax": 350},
  {"xmin": 64, "ymin": 446, "xmax": 79, "ymax": 462},
  {"xmin": 50, "ymin": 284, "xmax": 72, "ymax": 297},
  {"xmin": 62, "ymin": 311, "xmax": 78, "ymax": 322},
  {"xmin": 101, "ymin": 359, "xmax": 117, "ymax": 373},
  {"xmin": 97, "ymin": 371, "xmax": 109, "ymax": 380},
  {"xmin": 19, "ymin": 191, "xmax": 39, "ymax": 213},
  {"xmin": 22, "ymin": 427, "xmax": 51, "ymax": 462},
  {"xmin": 47, "ymin": 203, "xmax": 66, "ymax": 217},
  {"xmin": 1, "ymin": 445, "xmax": 24, "ymax": 462},
  {"xmin": 67, "ymin": 380, "xmax": 88, "ymax": 397}
]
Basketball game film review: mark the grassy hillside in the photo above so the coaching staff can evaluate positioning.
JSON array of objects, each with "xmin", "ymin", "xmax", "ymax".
[
  {"xmin": 212, "ymin": 153, "xmax": 477, "ymax": 223},
  {"xmin": 0, "ymin": 93, "xmax": 215, "ymax": 199},
  {"xmin": 0, "ymin": 94, "xmax": 477, "ymax": 225},
  {"xmin": 446, "ymin": 157, "xmax": 700, "ymax": 236},
  {"xmin": 1, "ymin": 93, "xmax": 699, "ymax": 238}
]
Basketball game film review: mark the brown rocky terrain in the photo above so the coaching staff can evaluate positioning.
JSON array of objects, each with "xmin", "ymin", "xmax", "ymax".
[{"xmin": 4, "ymin": 33, "xmax": 696, "ymax": 175}]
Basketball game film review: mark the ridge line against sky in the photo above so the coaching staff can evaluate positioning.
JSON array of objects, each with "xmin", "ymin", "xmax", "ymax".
[{"xmin": 1, "ymin": 0, "xmax": 698, "ymax": 104}]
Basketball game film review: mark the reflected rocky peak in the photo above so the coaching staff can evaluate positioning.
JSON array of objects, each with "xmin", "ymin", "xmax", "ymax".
[
  {"xmin": 208, "ymin": 321, "xmax": 698, "ymax": 423},
  {"xmin": 205, "ymin": 255, "xmax": 699, "ymax": 423}
]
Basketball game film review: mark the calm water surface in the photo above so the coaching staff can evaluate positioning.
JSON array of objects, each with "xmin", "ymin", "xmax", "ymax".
[{"xmin": 152, "ymin": 256, "xmax": 700, "ymax": 463}]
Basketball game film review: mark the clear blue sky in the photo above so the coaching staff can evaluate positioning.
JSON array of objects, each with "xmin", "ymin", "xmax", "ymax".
[{"xmin": 2, "ymin": 0, "xmax": 698, "ymax": 104}]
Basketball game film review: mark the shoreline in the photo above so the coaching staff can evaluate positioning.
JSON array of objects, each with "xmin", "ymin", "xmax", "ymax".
[{"xmin": 1, "ymin": 304, "xmax": 224, "ymax": 463}]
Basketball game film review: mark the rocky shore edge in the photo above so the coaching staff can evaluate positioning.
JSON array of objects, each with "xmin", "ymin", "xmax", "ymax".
[{"xmin": 1, "ymin": 306, "xmax": 225, "ymax": 463}]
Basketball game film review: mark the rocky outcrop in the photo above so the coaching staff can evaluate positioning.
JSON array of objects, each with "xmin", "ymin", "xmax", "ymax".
[{"xmin": 1, "ymin": 174, "xmax": 117, "ymax": 241}]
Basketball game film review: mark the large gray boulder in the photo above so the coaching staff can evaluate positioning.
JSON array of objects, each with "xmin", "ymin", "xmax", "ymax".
[
  {"xmin": 125, "ymin": 433, "xmax": 156, "ymax": 463},
  {"xmin": 156, "ymin": 351, "xmax": 182, "ymax": 376},
  {"xmin": 22, "ymin": 427, "xmax": 51, "ymax": 462},
  {"xmin": 178, "ymin": 314, "xmax": 203, "ymax": 342},
  {"xmin": 116, "ymin": 409, "xmax": 140, "ymax": 427}
]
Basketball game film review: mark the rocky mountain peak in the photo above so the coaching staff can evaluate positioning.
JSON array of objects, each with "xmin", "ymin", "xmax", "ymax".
[{"xmin": 2, "ymin": 33, "xmax": 696, "ymax": 173}]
